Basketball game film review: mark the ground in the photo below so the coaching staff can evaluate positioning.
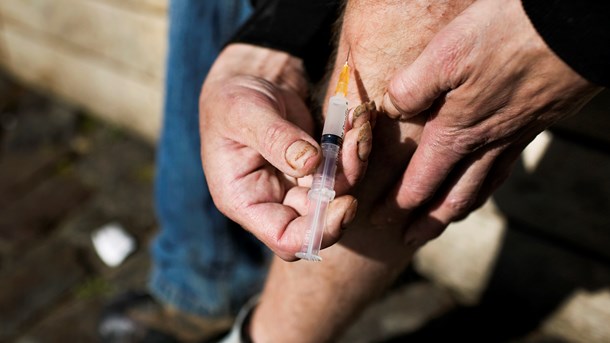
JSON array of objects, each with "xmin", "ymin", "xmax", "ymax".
[{"xmin": 1, "ymin": 72, "xmax": 155, "ymax": 342}]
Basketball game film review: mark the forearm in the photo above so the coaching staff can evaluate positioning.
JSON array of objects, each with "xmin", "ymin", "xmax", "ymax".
[{"xmin": 251, "ymin": 1, "xmax": 473, "ymax": 342}]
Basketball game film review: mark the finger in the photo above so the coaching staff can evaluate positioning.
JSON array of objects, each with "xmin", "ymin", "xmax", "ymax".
[
  {"xmin": 239, "ymin": 195, "xmax": 357, "ymax": 261},
  {"xmin": 320, "ymin": 196, "xmax": 358, "ymax": 249},
  {"xmin": 471, "ymin": 131, "xmax": 542, "ymax": 210},
  {"xmin": 380, "ymin": 49, "xmax": 445, "ymax": 120},
  {"xmin": 350, "ymin": 101, "xmax": 373, "ymax": 129},
  {"xmin": 237, "ymin": 202, "xmax": 304, "ymax": 261},
  {"xmin": 371, "ymin": 120, "xmax": 463, "ymax": 225},
  {"xmin": 404, "ymin": 145, "xmax": 504, "ymax": 246},
  {"xmin": 403, "ymin": 131, "xmax": 541, "ymax": 246},
  {"xmin": 226, "ymin": 84, "xmax": 321, "ymax": 178},
  {"xmin": 402, "ymin": 215, "xmax": 447, "ymax": 249},
  {"xmin": 381, "ymin": 28, "xmax": 471, "ymax": 121},
  {"xmin": 283, "ymin": 186, "xmax": 310, "ymax": 216},
  {"xmin": 335, "ymin": 120, "xmax": 372, "ymax": 194}
]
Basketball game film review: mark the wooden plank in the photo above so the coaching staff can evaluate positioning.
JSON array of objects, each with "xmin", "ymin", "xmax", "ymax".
[
  {"xmin": 0, "ymin": 147, "xmax": 72, "ymax": 209},
  {"xmin": 0, "ymin": 24, "xmax": 162, "ymax": 140},
  {"xmin": 0, "ymin": 173, "xmax": 91, "ymax": 247},
  {"xmin": 542, "ymin": 289, "xmax": 610, "ymax": 343},
  {"xmin": 494, "ymin": 134, "xmax": 610, "ymax": 262},
  {"xmin": 0, "ymin": 240, "xmax": 88, "ymax": 340},
  {"xmin": 92, "ymin": 0, "xmax": 168, "ymax": 14},
  {"xmin": 0, "ymin": 0, "xmax": 167, "ymax": 81},
  {"xmin": 414, "ymin": 201, "xmax": 507, "ymax": 305}
]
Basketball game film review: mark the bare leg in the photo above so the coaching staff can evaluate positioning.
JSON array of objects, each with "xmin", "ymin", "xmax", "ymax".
[{"xmin": 250, "ymin": 1, "xmax": 475, "ymax": 342}]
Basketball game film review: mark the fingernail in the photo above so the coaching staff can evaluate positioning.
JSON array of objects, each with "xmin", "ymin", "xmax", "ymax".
[
  {"xmin": 366, "ymin": 100, "xmax": 376, "ymax": 112},
  {"xmin": 353, "ymin": 103, "xmax": 368, "ymax": 119},
  {"xmin": 352, "ymin": 104, "xmax": 371, "ymax": 129},
  {"xmin": 351, "ymin": 103, "xmax": 369, "ymax": 128},
  {"xmin": 285, "ymin": 140, "xmax": 317, "ymax": 171},
  {"xmin": 357, "ymin": 121, "xmax": 372, "ymax": 162},
  {"xmin": 382, "ymin": 93, "xmax": 401, "ymax": 119},
  {"xmin": 342, "ymin": 199, "xmax": 358, "ymax": 228}
]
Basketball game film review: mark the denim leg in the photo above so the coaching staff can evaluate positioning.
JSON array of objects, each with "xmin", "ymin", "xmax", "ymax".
[{"xmin": 150, "ymin": 0, "xmax": 269, "ymax": 318}]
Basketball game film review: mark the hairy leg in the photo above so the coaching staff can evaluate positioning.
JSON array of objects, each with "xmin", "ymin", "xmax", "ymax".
[{"xmin": 250, "ymin": 1, "xmax": 475, "ymax": 342}]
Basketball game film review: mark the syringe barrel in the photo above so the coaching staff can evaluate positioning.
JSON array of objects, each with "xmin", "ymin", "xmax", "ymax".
[
  {"xmin": 295, "ymin": 94, "xmax": 347, "ymax": 261},
  {"xmin": 322, "ymin": 95, "xmax": 348, "ymax": 138},
  {"xmin": 311, "ymin": 143, "xmax": 339, "ymax": 191},
  {"xmin": 296, "ymin": 145, "xmax": 338, "ymax": 261}
]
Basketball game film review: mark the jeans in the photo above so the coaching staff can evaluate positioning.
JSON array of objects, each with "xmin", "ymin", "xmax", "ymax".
[{"xmin": 149, "ymin": 0, "xmax": 269, "ymax": 318}]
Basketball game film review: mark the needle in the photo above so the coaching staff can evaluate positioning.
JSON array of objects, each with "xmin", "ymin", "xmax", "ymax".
[{"xmin": 346, "ymin": 47, "xmax": 351, "ymax": 65}]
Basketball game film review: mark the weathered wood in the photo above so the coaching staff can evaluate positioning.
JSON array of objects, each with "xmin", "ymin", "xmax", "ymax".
[
  {"xmin": 0, "ymin": 240, "xmax": 88, "ymax": 340},
  {"xmin": 494, "ymin": 135, "xmax": 610, "ymax": 262},
  {"xmin": 542, "ymin": 289, "xmax": 610, "ymax": 343},
  {"xmin": 0, "ymin": 25, "xmax": 162, "ymax": 140},
  {"xmin": 0, "ymin": 147, "xmax": 72, "ymax": 209},
  {"xmin": 414, "ymin": 201, "xmax": 507, "ymax": 305},
  {"xmin": 93, "ymin": 0, "xmax": 168, "ymax": 14},
  {"xmin": 0, "ymin": 0, "xmax": 167, "ymax": 81},
  {"xmin": 0, "ymin": 173, "xmax": 91, "ymax": 247}
]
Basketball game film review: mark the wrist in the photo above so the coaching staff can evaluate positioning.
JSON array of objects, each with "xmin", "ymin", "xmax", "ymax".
[{"xmin": 207, "ymin": 43, "xmax": 309, "ymax": 97}]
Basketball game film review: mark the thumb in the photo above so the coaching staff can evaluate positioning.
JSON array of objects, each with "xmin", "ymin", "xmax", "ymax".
[
  {"xmin": 381, "ymin": 45, "xmax": 450, "ymax": 120},
  {"xmin": 231, "ymin": 91, "xmax": 321, "ymax": 178}
]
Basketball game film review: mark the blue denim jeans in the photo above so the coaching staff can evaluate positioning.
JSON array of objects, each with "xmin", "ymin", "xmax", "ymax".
[{"xmin": 149, "ymin": 0, "xmax": 269, "ymax": 318}]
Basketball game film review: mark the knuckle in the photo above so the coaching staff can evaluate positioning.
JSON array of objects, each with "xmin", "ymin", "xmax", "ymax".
[
  {"xmin": 216, "ymin": 80, "xmax": 242, "ymax": 103},
  {"xmin": 432, "ymin": 127, "xmax": 488, "ymax": 156},
  {"xmin": 404, "ymin": 185, "xmax": 435, "ymax": 209},
  {"xmin": 432, "ymin": 25, "xmax": 475, "ymax": 87},
  {"xmin": 261, "ymin": 121, "xmax": 286, "ymax": 157},
  {"xmin": 444, "ymin": 195, "xmax": 475, "ymax": 220},
  {"xmin": 389, "ymin": 74, "xmax": 412, "ymax": 104},
  {"xmin": 269, "ymin": 235, "xmax": 298, "ymax": 262}
]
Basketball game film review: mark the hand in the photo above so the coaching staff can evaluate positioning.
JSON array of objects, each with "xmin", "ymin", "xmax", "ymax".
[
  {"xmin": 199, "ymin": 44, "xmax": 372, "ymax": 260},
  {"xmin": 377, "ymin": 0, "xmax": 601, "ymax": 243}
]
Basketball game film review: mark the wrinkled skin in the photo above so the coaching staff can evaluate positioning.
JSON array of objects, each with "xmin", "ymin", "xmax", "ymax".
[
  {"xmin": 374, "ymin": 0, "xmax": 601, "ymax": 244},
  {"xmin": 199, "ymin": 45, "xmax": 372, "ymax": 261}
]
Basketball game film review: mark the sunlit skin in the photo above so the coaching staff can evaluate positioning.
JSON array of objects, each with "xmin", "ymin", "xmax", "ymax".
[{"xmin": 200, "ymin": 0, "xmax": 601, "ymax": 341}]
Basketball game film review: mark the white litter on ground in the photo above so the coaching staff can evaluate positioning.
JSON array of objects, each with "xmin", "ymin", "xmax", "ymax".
[{"xmin": 91, "ymin": 222, "xmax": 136, "ymax": 267}]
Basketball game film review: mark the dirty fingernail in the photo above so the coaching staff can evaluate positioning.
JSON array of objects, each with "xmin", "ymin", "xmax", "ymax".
[
  {"xmin": 366, "ymin": 100, "xmax": 376, "ymax": 112},
  {"xmin": 351, "ymin": 103, "xmax": 369, "ymax": 127},
  {"xmin": 357, "ymin": 121, "xmax": 372, "ymax": 162},
  {"xmin": 382, "ymin": 93, "xmax": 401, "ymax": 119},
  {"xmin": 342, "ymin": 199, "xmax": 358, "ymax": 228},
  {"xmin": 286, "ymin": 140, "xmax": 317, "ymax": 171}
]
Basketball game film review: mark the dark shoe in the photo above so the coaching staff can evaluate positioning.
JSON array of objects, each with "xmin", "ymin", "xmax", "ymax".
[{"xmin": 98, "ymin": 290, "xmax": 234, "ymax": 343}]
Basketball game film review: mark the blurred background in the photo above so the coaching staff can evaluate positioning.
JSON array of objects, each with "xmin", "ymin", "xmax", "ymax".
[{"xmin": 0, "ymin": 1, "xmax": 609, "ymax": 342}]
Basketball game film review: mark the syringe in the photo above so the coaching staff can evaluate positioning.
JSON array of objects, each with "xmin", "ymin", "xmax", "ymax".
[{"xmin": 295, "ymin": 51, "xmax": 350, "ymax": 261}]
